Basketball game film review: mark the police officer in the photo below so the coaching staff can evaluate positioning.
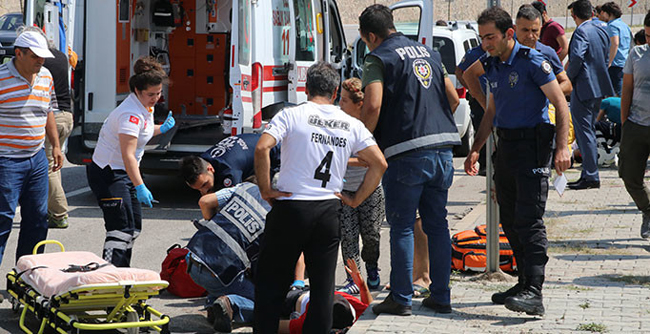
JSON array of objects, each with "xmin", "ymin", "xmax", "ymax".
[
  {"xmin": 253, "ymin": 62, "xmax": 386, "ymax": 334},
  {"xmin": 358, "ymin": 4, "xmax": 461, "ymax": 316},
  {"xmin": 186, "ymin": 182, "xmax": 269, "ymax": 333},
  {"xmin": 180, "ymin": 133, "xmax": 281, "ymax": 195},
  {"xmin": 87, "ymin": 56, "xmax": 175, "ymax": 267},
  {"xmin": 464, "ymin": 7, "xmax": 571, "ymax": 316}
]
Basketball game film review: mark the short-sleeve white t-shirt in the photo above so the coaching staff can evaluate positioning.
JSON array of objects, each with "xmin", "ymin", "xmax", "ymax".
[
  {"xmin": 264, "ymin": 101, "xmax": 376, "ymax": 200},
  {"xmin": 92, "ymin": 93, "xmax": 155, "ymax": 170}
]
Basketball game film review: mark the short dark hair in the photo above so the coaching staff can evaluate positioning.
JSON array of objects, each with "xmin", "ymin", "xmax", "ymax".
[
  {"xmin": 517, "ymin": 4, "xmax": 542, "ymax": 22},
  {"xmin": 180, "ymin": 156, "xmax": 209, "ymax": 185},
  {"xmin": 358, "ymin": 4, "xmax": 395, "ymax": 39},
  {"xmin": 594, "ymin": 5, "xmax": 602, "ymax": 13},
  {"xmin": 436, "ymin": 19, "xmax": 448, "ymax": 26},
  {"xmin": 601, "ymin": 2, "xmax": 622, "ymax": 18},
  {"xmin": 634, "ymin": 29, "xmax": 646, "ymax": 45},
  {"xmin": 644, "ymin": 9, "xmax": 650, "ymax": 27},
  {"xmin": 568, "ymin": 0, "xmax": 593, "ymax": 20},
  {"xmin": 531, "ymin": 1, "xmax": 546, "ymax": 14},
  {"xmin": 332, "ymin": 294, "xmax": 354, "ymax": 329},
  {"xmin": 306, "ymin": 61, "xmax": 340, "ymax": 99},
  {"xmin": 478, "ymin": 7, "xmax": 513, "ymax": 35}
]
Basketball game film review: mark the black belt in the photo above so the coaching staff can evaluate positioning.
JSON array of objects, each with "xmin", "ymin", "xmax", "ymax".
[{"xmin": 496, "ymin": 127, "xmax": 536, "ymax": 141}]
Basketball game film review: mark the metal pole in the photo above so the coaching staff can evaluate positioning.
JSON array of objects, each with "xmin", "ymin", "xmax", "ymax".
[
  {"xmin": 448, "ymin": 0, "xmax": 451, "ymax": 21},
  {"xmin": 485, "ymin": 130, "xmax": 500, "ymax": 273}
]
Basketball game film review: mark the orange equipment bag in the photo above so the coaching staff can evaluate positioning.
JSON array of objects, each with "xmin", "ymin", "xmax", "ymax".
[{"xmin": 451, "ymin": 224, "xmax": 517, "ymax": 273}]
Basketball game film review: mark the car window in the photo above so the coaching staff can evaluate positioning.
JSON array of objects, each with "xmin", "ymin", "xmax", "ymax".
[
  {"xmin": 0, "ymin": 14, "xmax": 23, "ymax": 31},
  {"xmin": 431, "ymin": 37, "xmax": 455, "ymax": 74},
  {"xmin": 393, "ymin": 6, "xmax": 420, "ymax": 42},
  {"xmin": 470, "ymin": 38, "xmax": 479, "ymax": 48},
  {"xmin": 238, "ymin": 0, "xmax": 251, "ymax": 65},
  {"xmin": 463, "ymin": 40, "xmax": 470, "ymax": 52},
  {"xmin": 293, "ymin": 0, "xmax": 315, "ymax": 61}
]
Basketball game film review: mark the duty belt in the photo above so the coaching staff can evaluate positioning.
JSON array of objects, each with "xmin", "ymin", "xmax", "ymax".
[{"xmin": 496, "ymin": 127, "xmax": 536, "ymax": 141}]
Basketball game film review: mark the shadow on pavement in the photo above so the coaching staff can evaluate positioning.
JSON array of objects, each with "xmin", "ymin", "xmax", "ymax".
[
  {"xmin": 549, "ymin": 238, "xmax": 650, "ymax": 254},
  {"xmin": 572, "ymin": 274, "xmax": 650, "ymax": 288}
]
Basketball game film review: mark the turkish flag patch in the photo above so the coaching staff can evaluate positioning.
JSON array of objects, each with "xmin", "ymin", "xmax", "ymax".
[{"xmin": 129, "ymin": 116, "xmax": 139, "ymax": 125}]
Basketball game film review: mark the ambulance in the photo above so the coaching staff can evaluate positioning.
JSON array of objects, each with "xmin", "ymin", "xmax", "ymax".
[{"xmin": 24, "ymin": 0, "xmax": 348, "ymax": 172}]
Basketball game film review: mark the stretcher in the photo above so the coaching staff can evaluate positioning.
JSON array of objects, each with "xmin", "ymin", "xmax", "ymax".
[{"xmin": 6, "ymin": 240, "xmax": 171, "ymax": 334}]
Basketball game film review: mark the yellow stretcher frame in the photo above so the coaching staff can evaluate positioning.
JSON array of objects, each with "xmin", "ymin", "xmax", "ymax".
[{"xmin": 5, "ymin": 240, "xmax": 171, "ymax": 334}]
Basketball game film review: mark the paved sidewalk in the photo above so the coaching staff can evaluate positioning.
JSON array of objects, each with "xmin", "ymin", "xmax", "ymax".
[{"xmin": 350, "ymin": 166, "xmax": 650, "ymax": 333}]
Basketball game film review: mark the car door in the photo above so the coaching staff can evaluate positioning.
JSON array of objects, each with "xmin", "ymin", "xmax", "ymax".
[
  {"xmin": 287, "ymin": 0, "xmax": 317, "ymax": 104},
  {"xmin": 389, "ymin": 0, "xmax": 433, "ymax": 47},
  {"xmin": 320, "ymin": 0, "xmax": 348, "ymax": 79}
]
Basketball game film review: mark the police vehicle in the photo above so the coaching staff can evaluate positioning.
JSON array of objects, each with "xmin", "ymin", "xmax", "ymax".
[
  {"xmin": 351, "ymin": 0, "xmax": 480, "ymax": 156},
  {"xmin": 23, "ymin": 0, "xmax": 348, "ymax": 173}
]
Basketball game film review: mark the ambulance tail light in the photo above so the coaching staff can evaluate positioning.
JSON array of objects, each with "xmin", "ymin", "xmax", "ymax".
[
  {"xmin": 456, "ymin": 87, "xmax": 466, "ymax": 99},
  {"xmin": 252, "ymin": 62, "xmax": 263, "ymax": 129}
]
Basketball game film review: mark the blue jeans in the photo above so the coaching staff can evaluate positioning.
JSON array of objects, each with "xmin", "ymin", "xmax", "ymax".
[
  {"xmin": 382, "ymin": 148, "xmax": 454, "ymax": 306},
  {"xmin": 187, "ymin": 254, "xmax": 255, "ymax": 323},
  {"xmin": 0, "ymin": 149, "xmax": 49, "ymax": 266}
]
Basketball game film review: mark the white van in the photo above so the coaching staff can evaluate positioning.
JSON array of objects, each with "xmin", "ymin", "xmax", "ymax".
[
  {"xmin": 351, "ymin": 0, "xmax": 480, "ymax": 156},
  {"xmin": 24, "ymin": 0, "xmax": 348, "ymax": 172}
]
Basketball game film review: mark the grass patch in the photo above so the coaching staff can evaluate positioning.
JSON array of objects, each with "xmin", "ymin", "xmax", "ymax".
[
  {"xmin": 605, "ymin": 275, "xmax": 650, "ymax": 286},
  {"xmin": 567, "ymin": 285, "xmax": 593, "ymax": 291},
  {"xmin": 576, "ymin": 323, "xmax": 608, "ymax": 333},
  {"xmin": 548, "ymin": 244, "xmax": 634, "ymax": 255},
  {"xmin": 578, "ymin": 301, "xmax": 590, "ymax": 309}
]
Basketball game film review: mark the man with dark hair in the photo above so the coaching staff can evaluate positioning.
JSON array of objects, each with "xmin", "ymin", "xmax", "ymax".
[
  {"xmin": 566, "ymin": 0, "xmax": 614, "ymax": 190},
  {"xmin": 179, "ymin": 134, "xmax": 281, "ymax": 218},
  {"xmin": 253, "ymin": 61, "xmax": 387, "ymax": 333},
  {"xmin": 634, "ymin": 29, "xmax": 647, "ymax": 45},
  {"xmin": 599, "ymin": 1, "xmax": 632, "ymax": 96},
  {"xmin": 358, "ymin": 4, "xmax": 460, "ymax": 317},
  {"xmin": 618, "ymin": 11, "xmax": 650, "ymax": 239},
  {"xmin": 532, "ymin": 1, "xmax": 569, "ymax": 61},
  {"xmin": 465, "ymin": 6, "xmax": 571, "ymax": 316}
]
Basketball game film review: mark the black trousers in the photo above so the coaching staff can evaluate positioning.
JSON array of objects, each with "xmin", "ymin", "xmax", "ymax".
[
  {"xmin": 494, "ymin": 134, "xmax": 551, "ymax": 280},
  {"xmin": 253, "ymin": 199, "xmax": 341, "ymax": 334},
  {"xmin": 86, "ymin": 162, "xmax": 142, "ymax": 267},
  {"xmin": 468, "ymin": 94, "xmax": 486, "ymax": 168}
]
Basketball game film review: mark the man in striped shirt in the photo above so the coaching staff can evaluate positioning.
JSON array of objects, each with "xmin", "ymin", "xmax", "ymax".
[{"xmin": 0, "ymin": 29, "xmax": 62, "ymax": 266}]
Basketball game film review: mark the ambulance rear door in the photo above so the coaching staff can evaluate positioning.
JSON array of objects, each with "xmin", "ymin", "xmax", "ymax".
[
  {"xmin": 286, "ymin": 0, "xmax": 318, "ymax": 104},
  {"xmin": 320, "ymin": 0, "xmax": 348, "ymax": 80},
  {"xmin": 229, "ymin": 0, "xmax": 255, "ymax": 135},
  {"xmin": 389, "ymin": 0, "xmax": 433, "ymax": 47}
]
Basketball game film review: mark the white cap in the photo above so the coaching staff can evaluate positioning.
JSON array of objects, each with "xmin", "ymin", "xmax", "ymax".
[{"xmin": 14, "ymin": 31, "xmax": 54, "ymax": 59}]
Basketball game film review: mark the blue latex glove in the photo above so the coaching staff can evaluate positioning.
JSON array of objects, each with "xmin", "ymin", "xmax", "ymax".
[
  {"xmin": 159, "ymin": 111, "xmax": 175, "ymax": 134},
  {"xmin": 135, "ymin": 184, "xmax": 155, "ymax": 208}
]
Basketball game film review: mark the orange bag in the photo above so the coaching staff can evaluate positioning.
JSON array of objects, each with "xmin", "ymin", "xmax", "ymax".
[{"xmin": 451, "ymin": 224, "xmax": 517, "ymax": 273}]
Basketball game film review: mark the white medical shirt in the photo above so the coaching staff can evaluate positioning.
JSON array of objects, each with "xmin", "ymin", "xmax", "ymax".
[
  {"xmin": 264, "ymin": 101, "xmax": 376, "ymax": 200},
  {"xmin": 92, "ymin": 93, "xmax": 155, "ymax": 170}
]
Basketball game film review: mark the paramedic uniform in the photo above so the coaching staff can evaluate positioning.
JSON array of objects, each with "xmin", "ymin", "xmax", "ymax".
[
  {"xmin": 87, "ymin": 93, "xmax": 154, "ymax": 267},
  {"xmin": 483, "ymin": 41, "xmax": 556, "ymax": 289},
  {"xmin": 253, "ymin": 102, "xmax": 376, "ymax": 333}
]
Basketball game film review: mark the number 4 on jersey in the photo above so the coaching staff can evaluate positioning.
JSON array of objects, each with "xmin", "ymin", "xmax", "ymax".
[{"xmin": 314, "ymin": 151, "xmax": 333, "ymax": 188}]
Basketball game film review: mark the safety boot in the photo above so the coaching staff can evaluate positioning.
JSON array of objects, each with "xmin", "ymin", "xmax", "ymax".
[
  {"xmin": 492, "ymin": 272, "xmax": 525, "ymax": 304},
  {"xmin": 504, "ymin": 276, "xmax": 545, "ymax": 316}
]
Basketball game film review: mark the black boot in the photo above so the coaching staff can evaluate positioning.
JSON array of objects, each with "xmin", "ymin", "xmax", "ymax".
[
  {"xmin": 504, "ymin": 276, "xmax": 545, "ymax": 316},
  {"xmin": 491, "ymin": 279, "xmax": 524, "ymax": 305}
]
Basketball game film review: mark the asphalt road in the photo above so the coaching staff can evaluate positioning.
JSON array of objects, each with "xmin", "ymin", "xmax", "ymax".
[{"xmin": 0, "ymin": 156, "xmax": 485, "ymax": 333}]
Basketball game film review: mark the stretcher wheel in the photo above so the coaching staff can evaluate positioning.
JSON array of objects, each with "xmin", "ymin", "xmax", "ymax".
[
  {"xmin": 10, "ymin": 297, "xmax": 21, "ymax": 313},
  {"xmin": 126, "ymin": 311, "xmax": 140, "ymax": 334}
]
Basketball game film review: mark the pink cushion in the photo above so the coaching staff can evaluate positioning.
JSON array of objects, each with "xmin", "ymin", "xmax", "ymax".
[{"xmin": 15, "ymin": 251, "xmax": 162, "ymax": 297}]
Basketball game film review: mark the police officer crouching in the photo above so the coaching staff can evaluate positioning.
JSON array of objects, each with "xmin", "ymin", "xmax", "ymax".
[{"xmin": 464, "ymin": 7, "xmax": 571, "ymax": 316}]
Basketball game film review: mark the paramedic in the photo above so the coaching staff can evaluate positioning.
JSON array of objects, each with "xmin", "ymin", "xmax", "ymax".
[
  {"xmin": 359, "ymin": 4, "xmax": 460, "ymax": 316},
  {"xmin": 464, "ymin": 7, "xmax": 570, "ymax": 316},
  {"xmin": 86, "ymin": 56, "xmax": 175, "ymax": 267},
  {"xmin": 0, "ymin": 30, "xmax": 61, "ymax": 266},
  {"xmin": 253, "ymin": 61, "xmax": 386, "ymax": 334}
]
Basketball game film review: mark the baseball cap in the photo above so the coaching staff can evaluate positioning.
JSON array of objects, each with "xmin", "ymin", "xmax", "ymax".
[{"xmin": 14, "ymin": 31, "xmax": 54, "ymax": 58}]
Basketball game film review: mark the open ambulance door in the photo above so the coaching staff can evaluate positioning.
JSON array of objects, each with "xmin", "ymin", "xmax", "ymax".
[
  {"xmin": 287, "ymin": 0, "xmax": 318, "ymax": 104},
  {"xmin": 320, "ymin": 0, "xmax": 347, "ymax": 80},
  {"xmin": 229, "ymin": 0, "xmax": 254, "ymax": 135},
  {"xmin": 24, "ymin": 0, "xmax": 76, "ymax": 51},
  {"xmin": 389, "ymin": 0, "xmax": 433, "ymax": 48}
]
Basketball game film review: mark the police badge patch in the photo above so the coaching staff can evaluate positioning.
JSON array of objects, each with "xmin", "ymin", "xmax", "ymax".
[
  {"xmin": 223, "ymin": 177, "xmax": 232, "ymax": 187},
  {"xmin": 541, "ymin": 60, "xmax": 552, "ymax": 74},
  {"xmin": 509, "ymin": 71, "xmax": 519, "ymax": 88},
  {"xmin": 413, "ymin": 59, "xmax": 433, "ymax": 89}
]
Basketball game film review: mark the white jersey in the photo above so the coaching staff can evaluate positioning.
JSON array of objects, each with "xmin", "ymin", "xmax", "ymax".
[
  {"xmin": 92, "ymin": 93, "xmax": 155, "ymax": 170},
  {"xmin": 264, "ymin": 101, "xmax": 376, "ymax": 200}
]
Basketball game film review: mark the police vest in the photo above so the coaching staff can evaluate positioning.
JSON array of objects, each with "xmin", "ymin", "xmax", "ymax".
[
  {"xmin": 186, "ymin": 183, "xmax": 271, "ymax": 286},
  {"xmin": 368, "ymin": 33, "xmax": 460, "ymax": 159}
]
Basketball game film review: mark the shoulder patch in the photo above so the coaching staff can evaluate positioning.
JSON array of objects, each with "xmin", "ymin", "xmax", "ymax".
[
  {"xmin": 541, "ymin": 60, "xmax": 552, "ymax": 74},
  {"xmin": 129, "ymin": 115, "xmax": 139, "ymax": 125},
  {"xmin": 223, "ymin": 177, "xmax": 233, "ymax": 187}
]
